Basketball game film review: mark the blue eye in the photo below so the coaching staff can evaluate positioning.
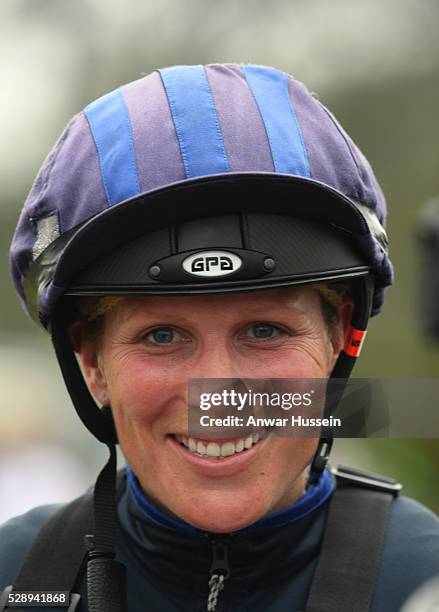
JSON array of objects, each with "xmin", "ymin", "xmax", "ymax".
[
  {"xmin": 248, "ymin": 323, "xmax": 280, "ymax": 339},
  {"xmin": 147, "ymin": 327, "xmax": 175, "ymax": 344}
]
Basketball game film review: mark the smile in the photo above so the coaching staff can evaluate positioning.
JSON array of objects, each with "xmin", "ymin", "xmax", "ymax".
[{"xmin": 174, "ymin": 431, "xmax": 267, "ymax": 460}]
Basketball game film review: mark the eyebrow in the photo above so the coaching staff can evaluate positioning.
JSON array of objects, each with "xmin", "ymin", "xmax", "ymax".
[{"xmin": 117, "ymin": 300, "xmax": 308, "ymax": 327}]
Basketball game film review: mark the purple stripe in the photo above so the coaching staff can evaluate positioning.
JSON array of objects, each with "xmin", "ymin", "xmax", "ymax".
[
  {"xmin": 206, "ymin": 64, "xmax": 274, "ymax": 172},
  {"xmin": 288, "ymin": 78, "xmax": 362, "ymax": 201},
  {"xmin": 121, "ymin": 72, "xmax": 185, "ymax": 194}
]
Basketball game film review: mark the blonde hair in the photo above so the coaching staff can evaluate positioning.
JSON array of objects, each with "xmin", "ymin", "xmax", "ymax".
[
  {"xmin": 74, "ymin": 296, "xmax": 122, "ymax": 343},
  {"xmin": 314, "ymin": 282, "xmax": 351, "ymax": 308},
  {"xmin": 76, "ymin": 296, "xmax": 122, "ymax": 322},
  {"xmin": 314, "ymin": 281, "xmax": 351, "ymax": 331}
]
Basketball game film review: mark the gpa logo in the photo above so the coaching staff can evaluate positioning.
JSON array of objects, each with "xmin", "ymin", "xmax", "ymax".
[{"xmin": 182, "ymin": 251, "xmax": 242, "ymax": 277}]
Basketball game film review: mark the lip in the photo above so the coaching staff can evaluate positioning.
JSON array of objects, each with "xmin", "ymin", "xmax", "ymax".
[{"xmin": 168, "ymin": 433, "xmax": 269, "ymax": 477}]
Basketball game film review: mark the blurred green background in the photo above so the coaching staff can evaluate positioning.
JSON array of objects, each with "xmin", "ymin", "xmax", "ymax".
[{"xmin": 1, "ymin": 0, "xmax": 439, "ymax": 520}]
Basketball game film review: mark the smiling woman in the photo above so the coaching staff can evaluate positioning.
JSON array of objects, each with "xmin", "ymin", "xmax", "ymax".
[
  {"xmin": 72, "ymin": 287, "xmax": 350, "ymax": 533},
  {"xmin": 3, "ymin": 63, "xmax": 439, "ymax": 612}
]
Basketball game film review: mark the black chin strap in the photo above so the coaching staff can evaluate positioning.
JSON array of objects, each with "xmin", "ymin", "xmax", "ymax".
[
  {"xmin": 50, "ymin": 304, "xmax": 130, "ymax": 609},
  {"xmin": 86, "ymin": 444, "xmax": 126, "ymax": 612},
  {"xmin": 308, "ymin": 275, "xmax": 374, "ymax": 484},
  {"xmin": 308, "ymin": 438, "xmax": 333, "ymax": 486},
  {"xmin": 49, "ymin": 306, "xmax": 126, "ymax": 609},
  {"xmin": 50, "ymin": 304, "xmax": 118, "ymax": 445}
]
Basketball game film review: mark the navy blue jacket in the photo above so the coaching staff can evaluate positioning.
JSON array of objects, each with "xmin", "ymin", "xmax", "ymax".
[{"xmin": 1, "ymin": 467, "xmax": 439, "ymax": 611}]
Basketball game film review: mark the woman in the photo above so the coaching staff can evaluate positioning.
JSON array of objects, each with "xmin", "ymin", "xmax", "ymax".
[
  {"xmin": 2, "ymin": 64, "xmax": 439, "ymax": 612},
  {"xmin": 73, "ymin": 285, "xmax": 351, "ymax": 534}
]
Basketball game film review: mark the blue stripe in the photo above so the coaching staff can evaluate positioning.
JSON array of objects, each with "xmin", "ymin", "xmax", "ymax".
[
  {"xmin": 84, "ymin": 89, "xmax": 140, "ymax": 206},
  {"xmin": 158, "ymin": 65, "xmax": 230, "ymax": 178},
  {"xmin": 243, "ymin": 65, "xmax": 310, "ymax": 177}
]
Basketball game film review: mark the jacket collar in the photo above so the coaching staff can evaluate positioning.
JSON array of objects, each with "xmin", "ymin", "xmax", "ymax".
[{"xmin": 117, "ymin": 467, "xmax": 333, "ymax": 588}]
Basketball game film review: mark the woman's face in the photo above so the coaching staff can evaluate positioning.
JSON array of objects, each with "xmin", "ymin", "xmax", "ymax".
[{"xmin": 77, "ymin": 287, "xmax": 351, "ymax": 532}]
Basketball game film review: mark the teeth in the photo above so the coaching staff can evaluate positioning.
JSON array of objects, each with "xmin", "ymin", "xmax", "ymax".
[
  {"xmin": 206, "ymin": 442, "xmax": 220, "ymax": 457},
  {"xmin": 244, "ymin": 435, "xmax": 253, "ymax": 449},
  {"xmin": 235, "ymin": 438, "xmax": 244, "ymax": 453},
  {"xmin": 197, "ymin": 441, "xmax": 206, "ymax": 455},
  {"xmin": 221, "ymin": 442, "xmax": 235, "ymax": 457},
  {"xmin": 176, "ymin": 432, "xmax": 266, "ymax": 459}
]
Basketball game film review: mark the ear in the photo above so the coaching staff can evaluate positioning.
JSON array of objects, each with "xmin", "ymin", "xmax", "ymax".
[
  {"xmin": 68, "ymin": 320, "xmax": 109, "ymax": 406},
  {"xmin": 328, "ymin": 299, "xmax": 354, "ymax": 366}
]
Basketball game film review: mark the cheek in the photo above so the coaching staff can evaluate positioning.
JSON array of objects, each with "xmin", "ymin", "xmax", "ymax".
[
  {"xmin": 257, "ymin": 340, "xmax": 334, "ymax": 379},
  {"xmin": 272, "ymin": 436, "xmax": 318, "ymax": 468},
  {"xmin": 103, "ymin": 351, "xmax": 185, "ymax": 432}
]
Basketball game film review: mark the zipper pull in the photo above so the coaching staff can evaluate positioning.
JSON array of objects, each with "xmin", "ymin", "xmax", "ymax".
[{"xmin": 207, "ymin": 535, "xmax": 231, "ymax": 612}]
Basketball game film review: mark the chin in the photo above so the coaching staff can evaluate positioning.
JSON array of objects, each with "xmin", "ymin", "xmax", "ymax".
[{"xmin": 175, "ymin": 495, "xmax": 268, "ymax": 533}]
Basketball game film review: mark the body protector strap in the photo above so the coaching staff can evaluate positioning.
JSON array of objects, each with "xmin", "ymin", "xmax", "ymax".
[
  {"xmin": 0, "ymin": 466, "xmax": 401, "ymax": 612},
  {"xmin": 303, "ymin": 465, "xmax": 402, "ymax": 612}
]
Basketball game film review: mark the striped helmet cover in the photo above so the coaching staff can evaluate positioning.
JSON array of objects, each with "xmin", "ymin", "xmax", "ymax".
[{"xmin": 9, "ymin": 63, "xmax": 393, "ymax": 325}]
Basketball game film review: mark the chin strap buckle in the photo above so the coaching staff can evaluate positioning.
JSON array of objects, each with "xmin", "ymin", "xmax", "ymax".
[{"xmin": 308, "ymin": 437, "xmax": 333, "ymax": 486}]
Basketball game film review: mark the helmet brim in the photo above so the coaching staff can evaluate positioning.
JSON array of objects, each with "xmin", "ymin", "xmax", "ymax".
[{"xmin": 24, "ymin": 172, "xmax": 382, "ymax": 327}]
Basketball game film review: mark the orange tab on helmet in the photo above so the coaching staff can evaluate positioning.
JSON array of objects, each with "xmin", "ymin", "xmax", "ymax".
[{"xmin": 344, "ymin": 328, "xmax": 367, "ymax": 357}]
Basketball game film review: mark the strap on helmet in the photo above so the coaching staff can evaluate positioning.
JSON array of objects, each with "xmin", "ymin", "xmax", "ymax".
[
  {"xmin": 85, "ymin": 444, "xmax": 126, "ymax": 612},
  {"xmin": 308, "ymin": 274, "xmax": 374, "ymax": 483},
  {"xmin": 51, "ymin": 304, "xmax": 118, "ymax": 444}
]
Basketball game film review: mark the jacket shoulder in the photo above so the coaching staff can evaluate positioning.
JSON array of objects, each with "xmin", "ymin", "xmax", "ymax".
[
  {"xmin": 0, "ymin": 504, "xmax": 61, "ymax": 591},
  {"xmin": 386, "ymin": 494, "xmax": 439, "ymax": 560},
  {"xmin": 372, "ymin": 495, "xmax": 439, "ymax": 611}
]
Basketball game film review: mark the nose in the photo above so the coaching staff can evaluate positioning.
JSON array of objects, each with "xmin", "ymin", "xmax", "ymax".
[
  {"xmin": 191, "ymin": 341, "xmax": 242, "ymax": 380},
  {"xmin": 187, "ymin": 342, "xmax": 253, "ymax": 426}
]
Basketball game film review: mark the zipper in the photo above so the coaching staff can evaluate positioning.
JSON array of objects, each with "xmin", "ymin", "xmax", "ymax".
[{"xmin": 206, "ymin": 534, "xmax": 231, "ymax": 612}]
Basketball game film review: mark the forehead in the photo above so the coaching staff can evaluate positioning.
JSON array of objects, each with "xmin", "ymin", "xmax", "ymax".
[{"xmin": 102, "ymin": 285, "xmax": 322, "ymax": 322}]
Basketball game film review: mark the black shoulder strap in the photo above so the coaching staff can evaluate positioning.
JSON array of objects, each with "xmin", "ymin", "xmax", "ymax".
[
  {"xmin": 303, "ymin": 465, "xmax": 402, "ymax": 612},
  {"xmin": 0, "ymin": 470, "xmax": 126, "ymax": 612}
]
